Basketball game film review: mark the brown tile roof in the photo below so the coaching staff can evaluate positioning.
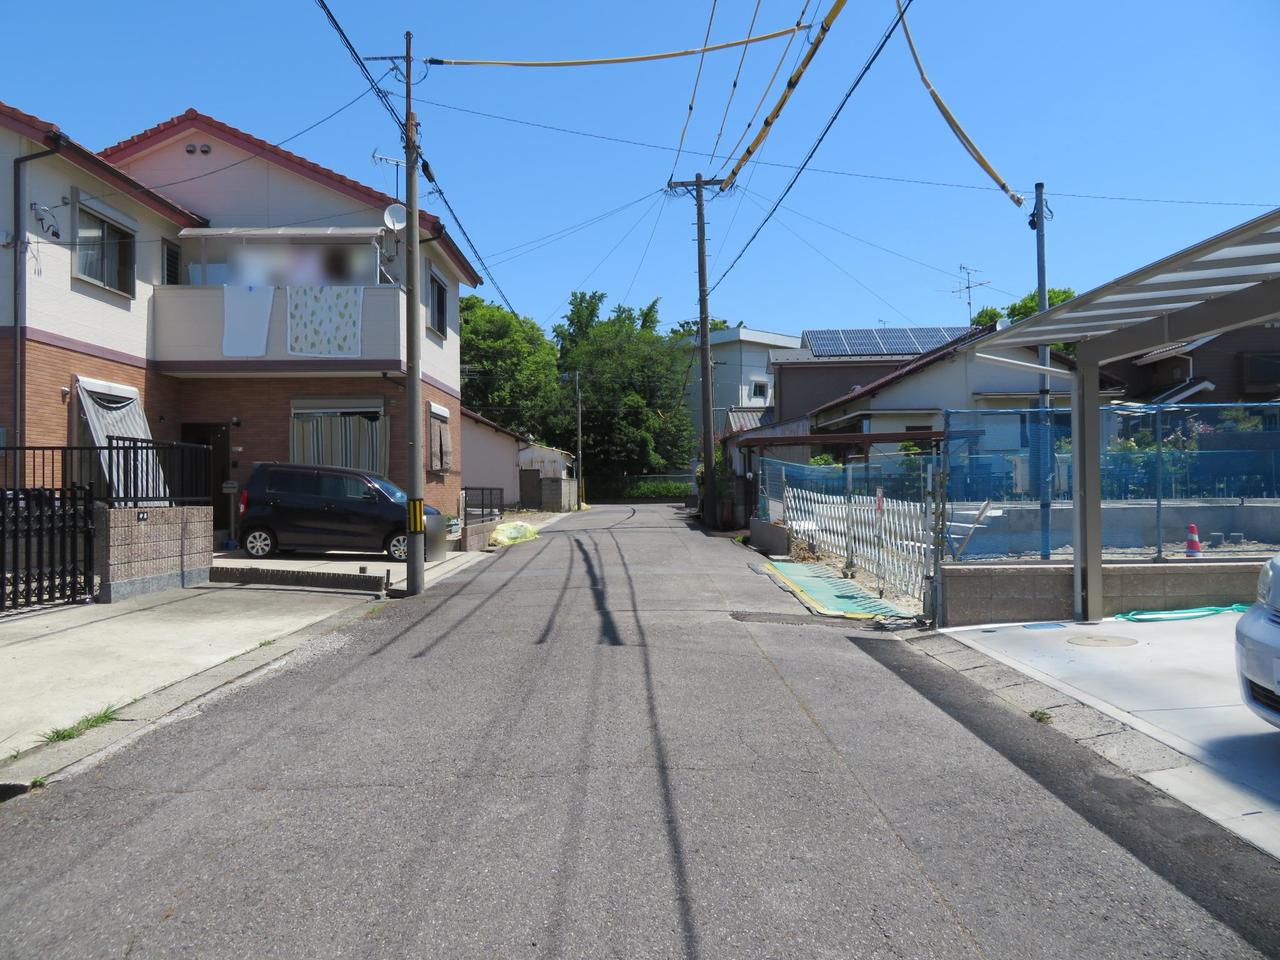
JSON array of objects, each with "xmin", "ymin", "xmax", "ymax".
[
  {"xmin": 0, "ymin": 99, "xmax": 207, "ymax": 227},
  {"xmin": 100, "ymin": 108, "xmax": 482, "ymax": 286}
]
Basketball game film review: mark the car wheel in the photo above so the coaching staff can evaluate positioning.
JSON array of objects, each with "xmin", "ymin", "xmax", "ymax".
[
  {"xmin": 386, "ymin": 532, "xmax": 408, "ymax": 561},
  {"xmin": 243, "ymin": 528, "xmax": 277, "ymax": 558}
]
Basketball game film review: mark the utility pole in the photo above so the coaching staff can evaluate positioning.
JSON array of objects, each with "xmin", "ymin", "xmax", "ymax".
[
  {"xmin": 668, "ymin": 172, "xmax": 724, "ymax": 528},
  {"xmin": 1032, "ymin": 182, "xmax": 1051, "ymax": 560},
  {"xmin": 575, "ymin": 369, "xmax": 583, "ymax": 509},
  {"xmin": 403, "ymin": 30, "xmax": 427, "ymax": 595}
]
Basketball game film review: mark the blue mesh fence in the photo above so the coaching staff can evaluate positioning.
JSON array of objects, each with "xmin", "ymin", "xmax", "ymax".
[{"xmin": 942, "ymin": 402, "xmax": 1280, "ymax": 559}]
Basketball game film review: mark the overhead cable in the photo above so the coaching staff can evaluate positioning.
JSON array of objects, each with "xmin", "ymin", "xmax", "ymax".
[
  {"xmin": 312, "ymin": 0, "xmax": 519, "ymax": 317},
  {"xmin": 711, "ymin": 1, "xmax": 914, "ymax": 292},
  {"xmin": 426, "ymin": 23, "xmax": 806, "ymax": 68},
  {"xmin": 417, "ymin": 97, "xmax": 1279, "ymax": 207},
  {"xmin": 487, "ymin": 190, "xmax": 661, "ymax": 263},
  {"xmin": 895, "ymin": 0, "xmax": 1023, "ymax": 207},
  {"xmin": 669, "ymin": 0, "xmax": 720, "ymax": 180},
  {"xmin": 714, "ymin": 0, "xmax": 812, "ymax": 175},
  {"xmin": 707, "ymin": 0, "xmax": 763, "ymax": 164},
  {"xmin": 720, "ymin": 0, "xmax": 850, "ymax": 190}
]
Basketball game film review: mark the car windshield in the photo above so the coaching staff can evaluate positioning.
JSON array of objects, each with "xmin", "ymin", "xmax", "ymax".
[{"xmin": 371, "ymin": 477, "xmax": 407, "ymax": 504}]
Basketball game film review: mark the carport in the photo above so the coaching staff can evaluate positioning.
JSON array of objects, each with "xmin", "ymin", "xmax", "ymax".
[{"xmin": 969, "ymin": 208, "xmax": 1280, "ymax": 620}]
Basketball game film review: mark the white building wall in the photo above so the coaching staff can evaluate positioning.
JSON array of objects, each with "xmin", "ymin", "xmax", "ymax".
[
  {"xmin": 462, "ymin": 417, "xmax": 520, "ymax": 505},
  {"xmin": 685, "ymin": 330, "xmax": 799, "ymax": 438},
  {"xmin": 19, "ymin": 151, "xmax": 182, "ymax": 358},
  {"xmin": 0, "ymin": 128, "xmax": 20, "ymax": 326}
]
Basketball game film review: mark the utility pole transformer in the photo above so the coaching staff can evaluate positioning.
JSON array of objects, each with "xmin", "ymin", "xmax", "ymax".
[
  {"xmin": 669, "ymin": 173, "xmax": 725, "ymax": 529},
  {"xmin": 403, "ymin": 31, "xmax": 427, "ymax": 595}
]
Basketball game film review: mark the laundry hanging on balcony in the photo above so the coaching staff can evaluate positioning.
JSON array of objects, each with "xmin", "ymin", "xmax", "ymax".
[
  {"xmin": 222, "ymin": 284, "xmax": 274, "ymax": 357},
  {"xmin": 286, "ymin": 285, "xmax": 362, "ymax": 357}
]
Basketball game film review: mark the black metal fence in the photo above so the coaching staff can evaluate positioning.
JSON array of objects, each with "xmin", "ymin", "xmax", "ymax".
[
  {"xmin": 461, "ymin": 487, "xmax": 504, "ymax": 525},
  {"xmin": 1, "ymin": 485, "xmax": 95, "ymax": 611},
  {"xmin": 0, "ymin": 437, "xmax": 211, "ymax": 506}
]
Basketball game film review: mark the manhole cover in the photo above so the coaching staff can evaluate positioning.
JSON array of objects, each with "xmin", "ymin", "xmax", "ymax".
[{"xmin": 1068, "ymin": 634, "xmax": 1138, "ymax": 647}]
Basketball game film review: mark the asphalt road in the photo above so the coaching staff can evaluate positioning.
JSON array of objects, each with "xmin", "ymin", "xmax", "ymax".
[{"xmin": 2, "ymin": 504, "xmax": 1278, "ymax": 958}]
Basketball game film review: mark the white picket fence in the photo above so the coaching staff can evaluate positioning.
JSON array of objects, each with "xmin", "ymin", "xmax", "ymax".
[{"xmin": 783, "ymin": 484, "xmax": 934, "ymax": 602}]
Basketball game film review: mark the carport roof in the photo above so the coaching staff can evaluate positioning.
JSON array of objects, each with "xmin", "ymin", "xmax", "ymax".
[{"xmin": 971, "ymin": 207, "xmax": 1280, "ymax": 353}]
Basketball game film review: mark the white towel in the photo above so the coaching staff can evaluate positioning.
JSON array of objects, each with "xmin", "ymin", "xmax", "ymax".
[{"xmin": 222, "ymin": 285, "xmax": 275, "ymax": 357}]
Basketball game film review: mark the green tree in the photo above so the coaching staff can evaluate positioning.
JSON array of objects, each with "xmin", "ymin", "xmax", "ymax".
[
  {"xmin": 554, "ymin": 293, "xmax": 694, "ymax": 491},
  {"xmin": 972, "ymin": 306, "xmax": 1004, "ymax": 329},
  {"xmin": 1005, "ymin": 288, "xmax": 1076, "ymax": 323},
  {"xmin": 808, "ymin": 453, "xmax": 837, "ymax": 466},
  {"xmin": 459, "ymin": 295, "xmax": 563, "ymax": 440},
  {"xmin": 670, "ymin": 316, "xmax": 730, "ymax": 340}
]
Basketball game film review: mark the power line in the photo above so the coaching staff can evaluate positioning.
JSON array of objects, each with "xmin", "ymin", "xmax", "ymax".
[
  {"xmin": 427, "ymin": 22, "xmax": 805, "ymax": 68},
  {"xmin": 622, "ymin": 194, "xmax": 669, "ymax": 304},
  {"xmin": 741, "ymin": 190, "xmax": 911, "ymax": 322},
  {"xmin": 707, "ymin": 0, "xmax": 762, "ymax": 164},
  {"xmin": 542, "ymin": 194, "xmax": 665, "ymax": 325},
  {"xmin": 312, "ymin": 0, "xmax": 519, "ymax": 317},
  {"xmin": 416, "ymin": 97, "xmax": 1280, "ymax": 208},
  {"xmin": 670, "ymin": 0, "xmax": 720, "ymax": 180},
  {"xmin": 486, "ymin": 190, "xmax": 660, "ymax": 263},
  {"xmin": 711, "ymin": 1, "xmax": 914, "ymax": 293}
]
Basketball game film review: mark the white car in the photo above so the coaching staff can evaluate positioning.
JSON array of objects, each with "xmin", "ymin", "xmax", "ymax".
[{"xmin": 1237, "ymin": 555, "xmax": 1280, "ymax": 729}]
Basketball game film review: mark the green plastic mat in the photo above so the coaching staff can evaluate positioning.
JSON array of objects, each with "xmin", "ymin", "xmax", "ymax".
[
  {"xmin": 1114, "ymin": 604, "xmax": 1251, "ymax": 623},
  {"xmin": 767, "ymin": 561, "xmax": 908, "ymax": 618}
]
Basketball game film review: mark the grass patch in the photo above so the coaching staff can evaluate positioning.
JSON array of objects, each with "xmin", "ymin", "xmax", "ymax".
[
  {"xmin": 1029, "ymin": 709, "xmax": 1053, "ymax": 724},
  {"xmin": 29, "ymin": 776, "xmax": 46, "ymax": 789},
  {"xmin": 40, "ymin": 705, "xmax": 120, "ymax": 743},
  {"xmin": 258, "ymin": 638, "xmax": 277, "ymax": 648}
]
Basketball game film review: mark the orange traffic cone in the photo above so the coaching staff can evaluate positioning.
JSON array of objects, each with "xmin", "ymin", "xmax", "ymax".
[{"xmin": 1186, "ymin": 523, "xmax": 1202, "ymax": 558}]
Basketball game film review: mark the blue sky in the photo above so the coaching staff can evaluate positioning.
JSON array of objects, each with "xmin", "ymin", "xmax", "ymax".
[{"xmin": 4, "ymin": 1, "xmax": 1277, "ymax": 336}]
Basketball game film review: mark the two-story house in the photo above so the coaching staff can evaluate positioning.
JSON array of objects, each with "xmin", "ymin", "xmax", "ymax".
[
  {"xmin": 3, "ymin": 101, "xmax": 481, "ymax": 532},
  {"xmin": 681, "ymin": 325, "xmax": 800, "ymax": 442}
]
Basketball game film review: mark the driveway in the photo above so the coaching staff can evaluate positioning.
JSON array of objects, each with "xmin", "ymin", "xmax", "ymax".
[
  {"xmin": 0, "ymin": 505, "xmax": 1277, "ymax": 958},
  {"xmin": 944, "ymin": 614, "xmax": 1280, "ymax": 856}
]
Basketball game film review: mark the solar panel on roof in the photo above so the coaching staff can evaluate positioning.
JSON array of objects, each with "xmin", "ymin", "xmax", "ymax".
[
  {"xmin": 805, "ymin": 330, "xmax": 848, "ymax": 357},
  {"xmin": 842, "ymin": 330, "xmax": 880, "ymax": 355},
  {"xmin": 876, "ymin": 329, "xmax": 917, "ymax": 353}
]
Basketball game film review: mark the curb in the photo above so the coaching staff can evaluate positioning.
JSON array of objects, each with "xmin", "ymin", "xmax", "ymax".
[{"xmin": 0, "ymin": 551, "xmax": 490, "ymax": 798}]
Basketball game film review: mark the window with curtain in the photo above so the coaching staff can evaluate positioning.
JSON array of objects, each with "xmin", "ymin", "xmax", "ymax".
[
  {"xmin": 75, "ymin": 208, "xmax": 135, "ymax": 295},
  {"xmin": 290, "ymin": 410, "xmax": 389, "ymax": 475}
]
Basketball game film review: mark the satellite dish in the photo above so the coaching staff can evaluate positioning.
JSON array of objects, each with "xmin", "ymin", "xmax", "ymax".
[{"xmin": 383, "ymin": 203, "xmax": 408, "ymax": 232}]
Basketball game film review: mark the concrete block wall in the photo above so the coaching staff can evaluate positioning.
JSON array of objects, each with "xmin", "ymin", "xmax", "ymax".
[
  {"xmin": 460, "ymin": 518, "xmax": 499, "ymax": 551},
  {"xmin": 94, "ymin": 505, "xmax": 212, "ymax": 602},
  {"xmin": 540, "ymin": 478, "xmax": 578, "ymax": 513},
  {"xmin": 940, "ymin": 559, "xmax": 1263, "ymax": 626}
]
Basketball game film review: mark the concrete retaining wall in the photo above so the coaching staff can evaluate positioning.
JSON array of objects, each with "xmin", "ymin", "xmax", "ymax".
[
  {"xmin": 940, "ymin": 559, "xmax": 1263, "ymax": 626},
  {"xmin": 750, "ymin": 517, "xmax": 789, "ymax": 556},
  {"xmin": 541, "ymin": 478, "xmax": 578, "ymax": 512},
  {"xmin": 94, "ymin": 505, "xmax": 212, "ymax": 602}
]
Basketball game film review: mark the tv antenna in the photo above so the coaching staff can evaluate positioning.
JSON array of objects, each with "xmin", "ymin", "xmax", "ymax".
[
  {"xmin": 951, "ymin": 264, "xmax": 991, "ymax": 323},
  {"xmin": 372, "ymin": 149, "xmax": 407, "ymax": 201}
]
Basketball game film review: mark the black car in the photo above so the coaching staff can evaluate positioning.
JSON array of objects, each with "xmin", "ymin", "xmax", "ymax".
[{"xmin": 238, "ymin": 463, "xmax": 438, "ymax": 560}]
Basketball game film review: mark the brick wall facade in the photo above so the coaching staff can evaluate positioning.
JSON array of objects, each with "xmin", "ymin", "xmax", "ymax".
[
  {"xmin": 18, "ymin": 337, "xmax": 463, "ymax": 518},
  {"xmin": 176, "ymin": 376, "xmax": 462, "ymax": 517}
]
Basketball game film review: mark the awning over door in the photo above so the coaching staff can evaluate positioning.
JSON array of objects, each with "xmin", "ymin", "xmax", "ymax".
[{"xmin": 76, "ymin": 377, "xmax": 166, "ymax": 501}]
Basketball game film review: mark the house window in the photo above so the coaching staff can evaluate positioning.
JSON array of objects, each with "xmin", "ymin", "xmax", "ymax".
[
  {"xmin": 430, "ymin": 275, "xmax": 448, "ymax": 337},
  {"xmin": 1242, "ymin": 354, "xmax": 1280, "ymax": 394},
  {"xmin": 75, "ymin": 207, "xmax": 135, "ymax": 296},
  {"xmin": 751, "ymin": 381, "xmax": 769, "ymax": 400},
  {"xmin": 162, "ymin": 240, "xmax": 182, "ymax": 285},
  {"xmin": 905, "ymin": 424, "xmax": 932, "ymax": 432},
  {"xmin": 290, "ymin": 399, "xmax": 389, "ymax": 475}
]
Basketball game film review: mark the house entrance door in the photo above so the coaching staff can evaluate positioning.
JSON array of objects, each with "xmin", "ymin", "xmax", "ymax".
[{"xmin": 182, "ymin": 423, "xmax": 232, "ymax": 530}]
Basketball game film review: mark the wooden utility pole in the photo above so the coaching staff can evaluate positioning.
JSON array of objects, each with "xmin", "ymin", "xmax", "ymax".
[{"xmin": 669, "ymin": 173, "xmax": 724, "ymax": 528}]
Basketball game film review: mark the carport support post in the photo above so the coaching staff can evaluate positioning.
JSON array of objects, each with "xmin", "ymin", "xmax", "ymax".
[
  {"xmin": 842, "ymin": 458, "xmax": 855, "ymax": 577},
  {"xmin": 1071, "ymin": 359, "xmax": 1104, "ymax": 621}
]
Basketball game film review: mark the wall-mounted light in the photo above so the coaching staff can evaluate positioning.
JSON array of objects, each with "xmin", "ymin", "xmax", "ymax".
[
  {"xmin": 60, "ymin": 386, "xmax": 70, "ymax": 403},
  {"xmin": 231, "ymin": 416, "xmax": 242, "ymax": 427}
]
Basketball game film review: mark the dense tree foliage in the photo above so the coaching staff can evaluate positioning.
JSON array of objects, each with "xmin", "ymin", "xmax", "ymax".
[
  {"xmin": 971, "ymin": 288, "xmax": 1076, "ymax": 328},
  {"xmin": 461, "ymin": 291, "xmax": 695, "ymax": 496}
]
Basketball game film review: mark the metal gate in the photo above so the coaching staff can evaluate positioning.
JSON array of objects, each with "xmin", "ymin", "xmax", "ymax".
[{"xmin": 1, "ymin": 486, "xmax": 95, "ymax": 611}]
